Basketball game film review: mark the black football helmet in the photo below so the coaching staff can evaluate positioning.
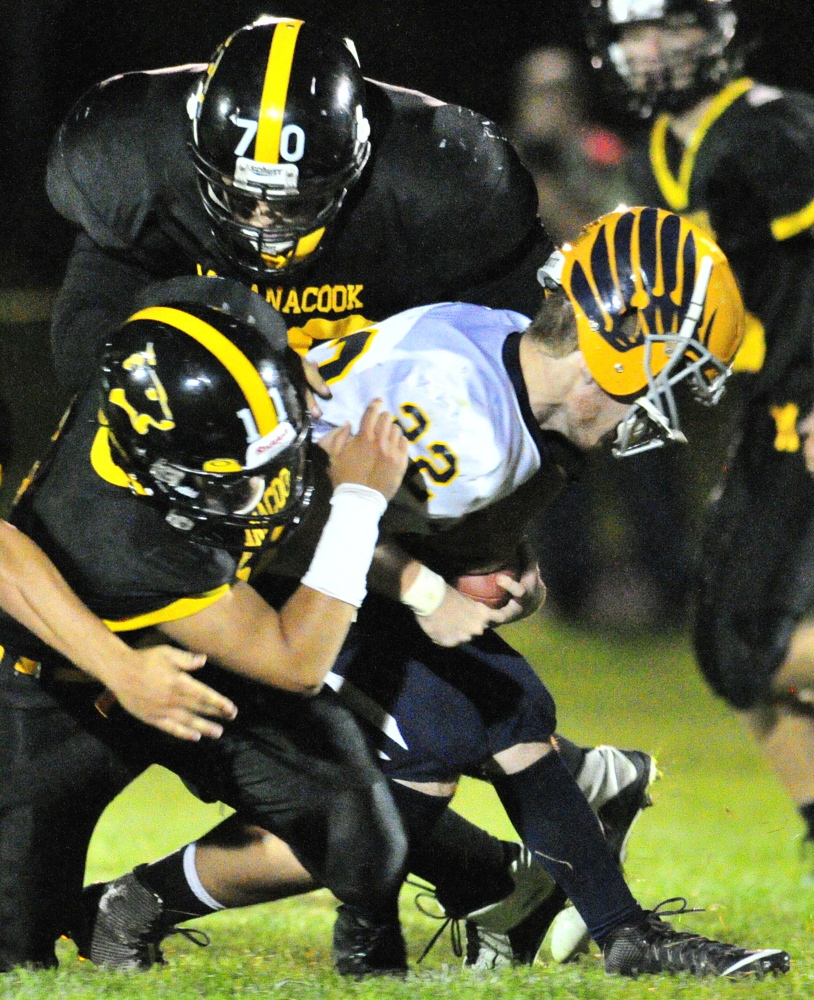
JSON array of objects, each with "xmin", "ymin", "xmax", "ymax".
[
  {"xmin": 101, "ymin": 276, "xmax": 312, "ymax": 548},
  {"xmin": 582, "ymin": 0, "xmax": 740, "ymax": 117},
  {"xmin": 188, "ymin": 16, "xmax": 371, "ymax": 277}
]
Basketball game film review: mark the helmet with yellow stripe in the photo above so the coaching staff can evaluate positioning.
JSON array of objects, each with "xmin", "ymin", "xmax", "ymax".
[
  {"xmin": 101, "ymin": 276, "xmax": 312, "ymax": 546},
  {"xmin": 189, "ymin": 16, "xmax": 371, "ymax": 276},
  {"xmin": 538, "ymin": 205, "xmax": 744, "ymax": 457}
]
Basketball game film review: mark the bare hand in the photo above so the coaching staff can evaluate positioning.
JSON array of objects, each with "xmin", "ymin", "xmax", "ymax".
[
  {"xmin": 320, "ymin": 399, "xmax": 408, "ymax": 500},
  {"xmin": 301, "ymin": 357, "xmax": 331, "ymax": 419},
  {"xmin": 800, "ymin": 409, "xmax": 814, "ymax": 475},
  {"xmin": 493, "ymin": 559, "xmax": 547, "ymax": 625},
  {"xmin": 108, "ymin": 646, "xmax": 237, "ymax": 741},
  {"xmin": 416, "ymin": 584, "xmax": 518, "ymax": 646}
]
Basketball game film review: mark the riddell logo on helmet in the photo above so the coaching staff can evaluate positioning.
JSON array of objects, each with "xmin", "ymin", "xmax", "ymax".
[
  {"xmin": 235, "ymin": 158, "xmax": 299, "ymax": 192},
  {"xmin": 246, "ymin": 421, "xmax": 296, "ymax": 468}
]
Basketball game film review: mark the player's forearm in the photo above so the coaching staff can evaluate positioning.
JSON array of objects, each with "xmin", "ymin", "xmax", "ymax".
[
  {"xmin": 163, "ymin": 485, "xmax": 390, "ymax": 695},
  {"xmin": 160, "ymin": 583, "xmax": 356, "ymax": 696},
  {"xmin": 368, "ymin": 541, "xmax": 423, "ymax": 600},
  {"xmin": 269, "ymin": 483, "xmax": 391, "ymax": 692},
  {"xmin": 273, "ymin": 587, "xmax": 359, "ymax": 694},
  {"xmin": 369, "ymin": 541, "xmax": 448, "ymax": 616},
  {"xmin": 0, "ymin": 521, "xmax": 141, "ymax": 683}
]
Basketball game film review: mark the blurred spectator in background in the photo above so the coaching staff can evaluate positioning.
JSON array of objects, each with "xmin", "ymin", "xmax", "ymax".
[
  {"xmin": 509, "ymin": 44, "xmax": 696, "ymax": 632},
  {"xmin": 510, "ymin": 45, "xmax": 629, "ymax": 242}
]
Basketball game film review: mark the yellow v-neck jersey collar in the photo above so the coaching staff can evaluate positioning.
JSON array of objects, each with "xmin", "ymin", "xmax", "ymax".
[{"xmin": 649, "ymin": 78, "xmax": 753, "ymax": 211}]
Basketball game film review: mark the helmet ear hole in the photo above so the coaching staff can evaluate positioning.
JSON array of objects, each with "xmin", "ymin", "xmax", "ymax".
[{"xmin": 619, "ymin": 311, "xmax": 639, "ymax": 342}]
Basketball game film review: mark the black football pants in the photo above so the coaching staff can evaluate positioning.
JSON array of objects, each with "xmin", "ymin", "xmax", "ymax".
[{"xmin": 0, "ymin": 658, "xmax": 407, "ymax": 970}]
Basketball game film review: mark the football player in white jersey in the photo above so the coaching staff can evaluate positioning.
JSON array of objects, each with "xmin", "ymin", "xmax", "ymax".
[{"xmin": 75, "ymin": 209, "xmax": 788, "ymax": 980}]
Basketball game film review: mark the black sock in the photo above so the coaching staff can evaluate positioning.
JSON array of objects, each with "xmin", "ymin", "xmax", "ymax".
[
  {"xmin": 492, "ymin": 751, "xmax": 644, "ymax": 944},
  {"xmin": 406, "ymin": 804, "xmax": 516, "ymax": 916},
  {"xmin": 799, "ymin": 801, "xmax": 814, "ymax": 841},
  {"xmin": 552, "ymin": 734, "xmax": 587, "ymax": 778},
  {"xmin": 388, "ymin": 781, "xmax": 453, "ymax": 844},
  {"xmin": 134, "ymin": 847, "xmax": 219, "ymax": 923}
]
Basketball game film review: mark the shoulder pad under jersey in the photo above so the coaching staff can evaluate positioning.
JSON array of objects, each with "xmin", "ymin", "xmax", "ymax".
[
  {"xmin": 365, "ymin": 81, "xmax": 540, "ymax": 270},
  {"xmin": 47, "ymin": 64, "xmax": 205, "ymax": 249}
]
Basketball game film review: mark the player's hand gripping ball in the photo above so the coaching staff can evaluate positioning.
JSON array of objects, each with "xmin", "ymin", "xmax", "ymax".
[{"xmin": 453, "ymin": 569, "xmax": 518, "ymax": 609}]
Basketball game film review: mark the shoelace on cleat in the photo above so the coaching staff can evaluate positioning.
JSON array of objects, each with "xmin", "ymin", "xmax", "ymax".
[
  {"xmin": 165, "ymin": 926, "xmax": 210, "ymax": 950},
  {"xmin": 406, "ymin": 878, "xmax": 464, "ymax": 962}
]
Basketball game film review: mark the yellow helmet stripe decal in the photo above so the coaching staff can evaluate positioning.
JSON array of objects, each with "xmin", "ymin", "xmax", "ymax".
[
  {"xmin": 126, "ymin": 306, "xmax": 278, "ymax": 436},
  {"xmin": 255, "ymin": 19, "xmax": 303, "ymax": 163}
]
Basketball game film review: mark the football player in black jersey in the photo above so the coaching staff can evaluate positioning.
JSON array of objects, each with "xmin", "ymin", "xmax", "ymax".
[
  {"xmin": 0, "ymin": 386, "xmax": 237, "ymax": 743},
  {"xmin": 582, "ymin": 0, "xmax": 814, "ymax": 860},
  {"xmin": 0, "ymin": 275, "xmax": 410, "ymax": 972},
  {"xmin": 46, "ymin": 16, "xmax": 548, "ymax": 394},
  {"xmin": 42, "ymin": 13, "xmax": 663, "ymax": 975}
]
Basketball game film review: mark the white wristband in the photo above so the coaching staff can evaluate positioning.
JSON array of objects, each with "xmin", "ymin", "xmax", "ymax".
[
  {"xmin": 301, "ymin": 483, "xmax": 387, "ymax": 608},
  {"xmin": 401, "ymin": 564, "xmax": 447, "ymax": 616}
]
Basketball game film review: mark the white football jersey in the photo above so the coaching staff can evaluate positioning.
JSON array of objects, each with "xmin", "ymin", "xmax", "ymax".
[{"xmin": 307, "ymin": 302, "xmax": 542, "ymax": 521}]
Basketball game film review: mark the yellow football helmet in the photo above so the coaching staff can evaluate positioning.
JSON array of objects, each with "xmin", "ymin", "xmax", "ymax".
[{"xmin": 538, "ymin": 205, "xmax": 745, "ymax": 457}]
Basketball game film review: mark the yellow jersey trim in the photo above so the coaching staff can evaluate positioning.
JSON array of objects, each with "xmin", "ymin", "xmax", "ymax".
[
  {"xmin": 256, "ymin": 19, "xmax": 302, "ymax": 163},
  {"xmin": 103, "ymin": 584, "xmax": 232, "ymax": 632},
  {"xmin": 650, "ymin": 78, "xmax": 753, "ymax": 211},
  {"xmin": 126, "ymin": 306, "xmax": 279, "ymax": 436},
  {"xmin": 771, "ymin": 194, "xmax": 814, "ymax": 241}
]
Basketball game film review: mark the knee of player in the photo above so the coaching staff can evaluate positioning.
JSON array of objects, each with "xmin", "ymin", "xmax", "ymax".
[
  {"xmin": 339, "ymin": 782, "xmax": 408, "ymax": 892},
  {"xmin": 489, "ymin": 740, "xmax": 554, "ymax": 776}
]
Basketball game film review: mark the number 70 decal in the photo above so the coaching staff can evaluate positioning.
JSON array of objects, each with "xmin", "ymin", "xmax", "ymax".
[{"xmin": 230, "ymin": 114, "xmax": 306, "ymax": 162}]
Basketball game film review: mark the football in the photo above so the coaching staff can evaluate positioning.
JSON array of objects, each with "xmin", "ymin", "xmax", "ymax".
[{"xmin": 453, "ymin": 568, "xmax": 518, "ymax": 609}]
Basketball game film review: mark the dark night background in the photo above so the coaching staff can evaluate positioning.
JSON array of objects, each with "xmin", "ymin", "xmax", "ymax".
[{"xmin": 4, "ymin": 0, "xmax": 814, "ymax": 283}]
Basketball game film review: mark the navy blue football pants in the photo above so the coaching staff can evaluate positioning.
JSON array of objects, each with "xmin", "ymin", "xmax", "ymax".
[{"xmin": 329, "ymin": 596, "xmax": 558, "ymax": 781}]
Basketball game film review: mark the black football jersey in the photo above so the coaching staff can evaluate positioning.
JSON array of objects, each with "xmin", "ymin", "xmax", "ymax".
[
  {"xmin": 47, "ymin": 66, "xmax": 551, "ymax": 394},
  {"xmin": 626, "ymin": 77, "xmax": 814, "ymax": 401},
  {"xmin": 1, "ymin": 389, "xmax": 254, "ymax": 661}
]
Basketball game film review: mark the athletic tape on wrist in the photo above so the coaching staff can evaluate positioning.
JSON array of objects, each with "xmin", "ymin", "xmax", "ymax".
[
  {"xmin": 401, "ymin": 563, "xmax": 446, "ymax": 616},
  {"xmin": 300, "ymin": 483, "xmax": 387, "ymax": 608}
]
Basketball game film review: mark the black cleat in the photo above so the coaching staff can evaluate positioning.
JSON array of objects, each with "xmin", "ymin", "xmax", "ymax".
[
  {"xmin": 603, "ymin": 899, "xmax": 791, "ymax": 978},
  {"xmin": 71, "ymin": 869, "xmax": 207, "ymax": 970},
  {"xmin": 332, "ymin": 904, "xmax": 408, "ymax": 977}
]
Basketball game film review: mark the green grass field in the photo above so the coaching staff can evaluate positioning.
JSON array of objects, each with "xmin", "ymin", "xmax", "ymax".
[{"xmin": 3, "ymin": 614, "xmax": 813, "ymax": 999}]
